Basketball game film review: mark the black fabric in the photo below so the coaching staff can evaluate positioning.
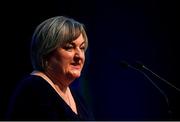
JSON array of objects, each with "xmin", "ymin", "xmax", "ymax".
[{"xmin": 5, "ymin": 75, "xmax": 94, "ymax": 120}]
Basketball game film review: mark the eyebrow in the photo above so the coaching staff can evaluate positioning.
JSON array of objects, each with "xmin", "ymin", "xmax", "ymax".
[{"xmin": 70, "ymin": 41, "xmax": 85, "ymax": 46}]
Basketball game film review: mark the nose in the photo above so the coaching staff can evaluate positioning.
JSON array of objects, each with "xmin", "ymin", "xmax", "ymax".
[{"xmin": 74, "ymin": 48, "xmax": 84, "ymax": 62}]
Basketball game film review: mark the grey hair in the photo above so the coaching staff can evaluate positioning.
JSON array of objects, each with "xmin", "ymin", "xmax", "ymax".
[{"xmin": 31, "ymin": 16, "xmax": 88, "ymax": 71}]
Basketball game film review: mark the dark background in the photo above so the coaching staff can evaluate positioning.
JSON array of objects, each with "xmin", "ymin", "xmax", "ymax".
[{"xmin": 1, "ymin": 0, "xmax": 180, "ymax": 120}]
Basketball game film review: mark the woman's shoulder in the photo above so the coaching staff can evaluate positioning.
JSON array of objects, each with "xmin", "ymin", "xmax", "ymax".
[
  {"xmin": 17, "ymin": 74, "xmax": 45, "ymax": 86},
  {"xmin": 16, "ymin": 74, "xmax": 50, "ymax": 90},
  {"xmin": 11, "ymin": 74, "xmax": 54, "ymax": 99}
]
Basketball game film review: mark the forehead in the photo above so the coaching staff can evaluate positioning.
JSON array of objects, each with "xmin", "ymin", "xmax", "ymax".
[
  {"xmin": 64, "ymin": 34, "xmax": 85, "ymax": 46},
  {"xmin": 71, "ymin": 34, "xmax": 84, "ymax": 43}
]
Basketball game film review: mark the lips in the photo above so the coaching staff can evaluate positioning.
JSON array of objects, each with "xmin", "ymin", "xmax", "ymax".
[{"xmin": 71, "ymin": 63, "xmax": 81, "ymax": 70}]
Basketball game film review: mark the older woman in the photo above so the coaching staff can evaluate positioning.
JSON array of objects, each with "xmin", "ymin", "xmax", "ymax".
[{"xmin": 6, "ymin": 16, "xmax": 94, "ymax": 120}]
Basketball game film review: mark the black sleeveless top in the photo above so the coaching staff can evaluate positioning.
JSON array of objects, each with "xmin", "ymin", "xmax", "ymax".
[{"xmin": 6, "ymin": 75, "xmax": 94, "ymax": 120}]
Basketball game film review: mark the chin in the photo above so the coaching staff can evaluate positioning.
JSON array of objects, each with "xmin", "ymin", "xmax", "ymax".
[
  {"xmin": 68, "ymin": 71, "xmax": 81, "ymax": 79},
  {"xmin": 72, "ymin": 73, "xmax": 81, "ymax": 78}
]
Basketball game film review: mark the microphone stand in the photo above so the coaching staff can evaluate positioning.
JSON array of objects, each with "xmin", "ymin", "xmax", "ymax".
[
  {"xmin": 128, "ymin": 64, "xmax": 172, "ymax": 115},
  {"xmin": 138, "ymin": 63, "xmax": 180, "ymax": 92},
  {"xmin": 120, "ymin": 61, "xmax": 174, "ymax": 117}
]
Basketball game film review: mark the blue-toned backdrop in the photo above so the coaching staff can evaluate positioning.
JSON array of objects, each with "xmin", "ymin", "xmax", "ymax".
[{"xmin": 1, "ymin": 0, "xmax": 180, "ymax": 120}]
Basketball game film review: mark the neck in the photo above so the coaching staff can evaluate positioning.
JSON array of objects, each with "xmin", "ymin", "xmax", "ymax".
[
  {"xmin": 46, "ymin": 72, "xmax": 67, "ymax": 92},
  {"xmin": 31, "ymin": 70, "xmax": 68, "ymax": 92},
  {"xmin": 45, "ymin": 70, "xmax": 72, "ymax": 92}
]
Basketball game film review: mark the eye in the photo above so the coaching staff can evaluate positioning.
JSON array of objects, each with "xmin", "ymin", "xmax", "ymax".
[
  {"xmin": 80, "ymin": 46, "xmax": 85, "ymax": 51},
  {"xmin": 63, "ymin": 43, "xmax": 74, "ymax": 51}
]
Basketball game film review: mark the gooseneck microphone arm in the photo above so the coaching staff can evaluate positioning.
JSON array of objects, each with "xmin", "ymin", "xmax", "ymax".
[
  {"xmin": 129, "ymin": 64, "xmax": 169, "ymax": 103},
  {"xmin": 120, "ymin": 61, "xmax": 172, "ymax": 114},
  {"xmin": 135, "ymin": 61, "xmax": 180, "ymax": 92}
]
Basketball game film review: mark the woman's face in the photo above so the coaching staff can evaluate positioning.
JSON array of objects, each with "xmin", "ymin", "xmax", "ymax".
[{"xmin": 47, "ymin": 34, "xmax": 86, "ymax": 82}]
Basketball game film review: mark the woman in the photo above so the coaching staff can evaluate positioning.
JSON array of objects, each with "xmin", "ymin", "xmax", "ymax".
[{"xmin": 6, "ymin": 16, "xmax": 94, "ymax": 120}]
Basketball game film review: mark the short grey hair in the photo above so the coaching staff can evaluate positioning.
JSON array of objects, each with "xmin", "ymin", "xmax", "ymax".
[{"xmin": 31, "ymin": 16, "xmax": 88, "ymax": 71}]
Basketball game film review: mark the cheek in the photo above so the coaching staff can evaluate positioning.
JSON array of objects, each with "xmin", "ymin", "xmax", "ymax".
[
  {"xmin": 60, "ymin": 54, "xmax": 73, "ymax": 66},
  {"xmin": 50, "ymin": 53, "xmax": 72, "ymax": 70},
  {"xmin": 82, "ymin": 55, "xmax": 85, "ymax": 64}
]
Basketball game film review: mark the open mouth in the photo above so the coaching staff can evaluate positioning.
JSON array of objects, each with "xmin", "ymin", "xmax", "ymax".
[{"xmin": 71, "ymin": 63, "xmax": 81, "ymax": 69}]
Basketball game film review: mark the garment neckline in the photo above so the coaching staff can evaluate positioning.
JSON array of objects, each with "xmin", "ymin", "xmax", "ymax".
[{"xmin": 30, "ymin": 71, "xmax": 79, "ymax": 115}]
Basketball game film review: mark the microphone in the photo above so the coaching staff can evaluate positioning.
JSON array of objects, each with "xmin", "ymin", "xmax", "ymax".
[
  {"xmin": 134, "ymin": 61, "xmax": 180, "ymax": 92},
  {"xmin": 120, "ymin": 60, "xmax": 172, "ymax": 114}
]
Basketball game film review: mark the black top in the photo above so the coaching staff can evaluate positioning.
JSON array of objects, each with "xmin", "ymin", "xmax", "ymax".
[{"xmin": 6, "ymin": 75, "xmax": 94, "ymax": 120}]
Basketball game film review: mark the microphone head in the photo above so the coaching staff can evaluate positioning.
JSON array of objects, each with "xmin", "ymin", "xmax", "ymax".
[
  {"xmin": 134, "ymin": 61, "xmax": 144, "ymax": 70},
  {"xmin": 119, "ymin": 60, "xmax": 145, "ymax": 70}
]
